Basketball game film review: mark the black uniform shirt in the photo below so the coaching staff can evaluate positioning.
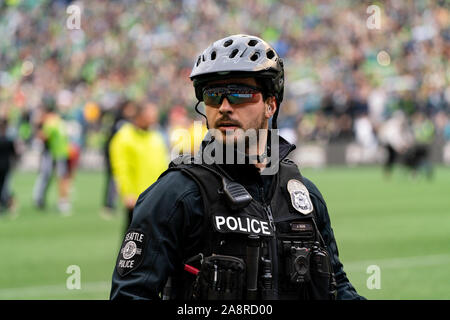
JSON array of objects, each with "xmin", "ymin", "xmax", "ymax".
[{"xmin": 110, "ymin": 139, "xmax": 365, "ymax": 300}]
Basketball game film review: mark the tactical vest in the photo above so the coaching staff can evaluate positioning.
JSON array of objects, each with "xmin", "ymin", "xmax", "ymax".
[{"xmin": 165, "ymin": 157, "xmax": 336, "ymax": 300}]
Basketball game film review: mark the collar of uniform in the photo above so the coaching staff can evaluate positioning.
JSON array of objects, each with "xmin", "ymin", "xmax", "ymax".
[
  {"xmin": 198, "ymin": 132, "xmax": 296, "ymax": 179},
  {"xmin": 278, "ymin": 135, "xmax": 296, "ymax": 161},
  {"xmin": 199, "ymin": 131, "xmax": 295, "ymax": 160}
]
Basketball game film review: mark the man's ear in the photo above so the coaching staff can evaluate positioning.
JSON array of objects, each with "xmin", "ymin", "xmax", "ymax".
[{"xmin": 265, "ymin": 96, "xmax": 277, "ymax": 119}]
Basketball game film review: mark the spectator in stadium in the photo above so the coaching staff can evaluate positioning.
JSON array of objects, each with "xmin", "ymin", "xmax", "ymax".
[
  {"xmin": 109, "ymin": 100, "xmax": 169, "ymax": 233},
  {"xmin": 101, "ymin": 99, "xmax": 136, "ymax": 219},
  {"xmin": 2, "ymin": 0, "xmax": 448, "ymax": 153},
  {"xmin": 167, "ymin": 105, "xmax": 192, "ymax": 158},
  {"xmin": 167, "ymin": 105, "xmax": 208, "ymax": 159},
  {"xmin": 410, "ymin": 111, "xmax": 435, "ymax": 179},
  {"xmin": 443, "ymin": 114, "xmax": 450, "ymax": 142},
  {"xmin": 0, "ymin": 118, "xmax": 19, "ymax": 214},
  {"xmin": 378, "ymin": 110, "xmax": 415, "ymax": 178},
  {"xmin": 32, "ymin": 95, "xmax": 72, "ymax": 213}
]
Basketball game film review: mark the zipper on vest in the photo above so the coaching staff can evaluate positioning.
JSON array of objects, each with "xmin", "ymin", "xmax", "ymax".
[
  {"xmin": 260, "ymin": 186, "xmax": 279, "ymax": 299},
  {"xmin": 264, "ymin": 204, "xmax": 276, "ymax": 232}
]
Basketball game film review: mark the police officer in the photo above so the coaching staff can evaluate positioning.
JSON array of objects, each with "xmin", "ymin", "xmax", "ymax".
[{"xmin": 110, "ymin": 34, "xmax": 364, "ymax": 300}]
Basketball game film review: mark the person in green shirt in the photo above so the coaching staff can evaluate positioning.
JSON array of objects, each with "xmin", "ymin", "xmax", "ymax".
[{"xmin": 33, "ymin": 95, "xmax": 72, "ymax": 214}]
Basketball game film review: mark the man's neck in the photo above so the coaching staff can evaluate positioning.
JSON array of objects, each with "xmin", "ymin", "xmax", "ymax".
[{"xmin": 246, "ymin": 128, "xmax": 269, "ymax": 170}]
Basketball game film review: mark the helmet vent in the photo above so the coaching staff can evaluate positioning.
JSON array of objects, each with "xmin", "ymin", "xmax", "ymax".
[
  {"xmin": 196, "ymin": 56, "xmax": 201, "ymax": 66},
  {"xmin": 223, "ymin": 39, "xmax": 233, "ymax": 47},
  {"xmin": 266, "ymin": 49, "xmax": 275, "ymax": 59},
  {"xmin": 229, "ymin": 48, "xmax": 239, "ymax": 59},
  {"xmin": 250, "ymin": 52, "xmax": 260, "ymax": 61},
  {"xmin": 211, "ymin": 51, "xmax": 216, "ymax": 60},
  {"xmin": 202, "ymin": 55, "xmax": 205, "ymax": 62},
  {"xmin": 248, "ymin": 39, "xmax": 258, "ymax": 46}
]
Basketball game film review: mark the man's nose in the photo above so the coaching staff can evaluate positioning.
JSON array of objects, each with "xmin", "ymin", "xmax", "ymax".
[{"xmin": 218, "ymin": 97, "xmax": 234, "ymax": 113}]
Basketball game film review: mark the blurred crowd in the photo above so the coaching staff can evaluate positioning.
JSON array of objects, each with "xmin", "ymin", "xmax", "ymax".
[
  {"xmin": 1, "ymin": 0, "xmax": 450, "ymax": 147},
  {"xmin": 0, "ymin": 0, "xmax": 449, "ymax": 172}
]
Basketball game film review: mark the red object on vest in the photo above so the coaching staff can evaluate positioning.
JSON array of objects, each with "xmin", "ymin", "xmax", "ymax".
[{"xmin": 184, "ymin": 264, "xmax": 199, "ymax": 275}]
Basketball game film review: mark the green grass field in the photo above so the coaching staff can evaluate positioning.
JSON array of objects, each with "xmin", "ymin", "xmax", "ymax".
[{"xmin": 0, "ymin": 166, "xmax": 449, "ymax": 300}]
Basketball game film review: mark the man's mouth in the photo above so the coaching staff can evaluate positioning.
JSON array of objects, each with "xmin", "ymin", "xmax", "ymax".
[{"xmin": 216, "ymin": 123, "xmax": 240, "ymax": 131}]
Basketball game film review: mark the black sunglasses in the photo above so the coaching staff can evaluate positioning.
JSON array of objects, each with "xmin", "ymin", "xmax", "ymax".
[{"xmin": 202, "ymin": 84, "xmax": 263, "ymax": 107}]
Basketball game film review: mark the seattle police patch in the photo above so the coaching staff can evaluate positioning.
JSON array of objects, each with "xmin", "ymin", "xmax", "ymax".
[
  {"xmin": 116, "ymin": 229, "xmax": 146, "ymax": 277},
  {"xmin": 287, "ymin": 179, "xmax": 313, "ymax": 215}
]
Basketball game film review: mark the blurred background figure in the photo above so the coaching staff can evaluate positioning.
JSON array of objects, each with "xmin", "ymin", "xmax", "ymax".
[
  {"xmin": 189, "ymin": 117, "xmax": 208, "ymax": 157},
  {"xmin": 17, "ymin": 110, "xmax": 33, "ymax": 145},
  {"xmin": 167, "ymin": 105, "xmax": 192, "ymax": 159},
  {"xmin": 410, "ymin": 111, "xmax": 435, "ymax": 179},
  {"xmin": 101, "ymin": 99, "xmax": 134, "ymax": 218},
  {"xmin": 0, "ymin": 0, "xmax": 447, "ymax": 173},
  {"xmin": 0, "ymin": 118, "xmax": 19, "ymax": 215},
  {"xmin": 167, "ymin": 105, "xmax": 208, "ymax": 159},
  {"xmin": 378, "ymin": 111, "xmax": 415, "ymax": 178},
  {"xmin": 32, "ymin": 95, "xmax": 72, "ymax": 214},
  {"xmin": 109, "ymin": 100, "xmax": 169, "ymax": 232}
]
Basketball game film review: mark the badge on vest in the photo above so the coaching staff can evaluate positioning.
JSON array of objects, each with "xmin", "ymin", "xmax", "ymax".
[
  {"xmin": 287, "ymin": 179, "xmax": 313, "ymax": 215},
  {"xmin": 116, "ymin": 229, "xmax": 146, "ymax": 277},
  {"xmin": 213, "ymin": 214, "xmax": 274, "ymax": 236}
]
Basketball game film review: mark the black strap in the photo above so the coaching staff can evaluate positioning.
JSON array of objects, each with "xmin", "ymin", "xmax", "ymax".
[{"xmin": 162, "ymin": 159, "xmax": 226, "ymax": 257}]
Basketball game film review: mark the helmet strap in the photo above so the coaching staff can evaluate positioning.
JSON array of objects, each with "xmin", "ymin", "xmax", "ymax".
[{"xmin": 194, "ymin": 100, "xmax": 209, "ymax": 129}]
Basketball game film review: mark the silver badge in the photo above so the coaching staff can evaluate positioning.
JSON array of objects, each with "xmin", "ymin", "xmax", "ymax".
[{"xmin": 287, "ymin": 179, "xmax": 313, "ymax": 215}]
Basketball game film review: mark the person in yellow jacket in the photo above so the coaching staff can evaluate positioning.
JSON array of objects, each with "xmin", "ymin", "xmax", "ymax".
[{"xmin": 109, "ymin": 101, "xmax": 169, "ymax": 231}]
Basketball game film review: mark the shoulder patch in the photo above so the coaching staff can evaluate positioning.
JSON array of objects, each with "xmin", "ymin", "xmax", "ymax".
[
  {"xmin": 287, "ymin": 179, "xmax": 314, "ymax": 215},
  {"xmin": 116, "ymin": 229, "xmax": 146, "ymax": 277}
]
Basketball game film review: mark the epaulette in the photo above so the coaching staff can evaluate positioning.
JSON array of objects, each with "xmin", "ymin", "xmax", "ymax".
[
  {"xmin": 169, "ymin": 154, "xmax": 196, "ymax": 168},
  {"xmin": 281, "ymin": 158, "xmax": 297, "ymax": 166}
]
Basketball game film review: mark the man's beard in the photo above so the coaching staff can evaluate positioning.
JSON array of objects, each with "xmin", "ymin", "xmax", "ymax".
[
  {"xmin": 208, "ymin": 112, "xmax": 268, "ymax": 164},
  {"xmin": 214, "ymin": 111, "xmax": 266, "ymax": 144}
]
